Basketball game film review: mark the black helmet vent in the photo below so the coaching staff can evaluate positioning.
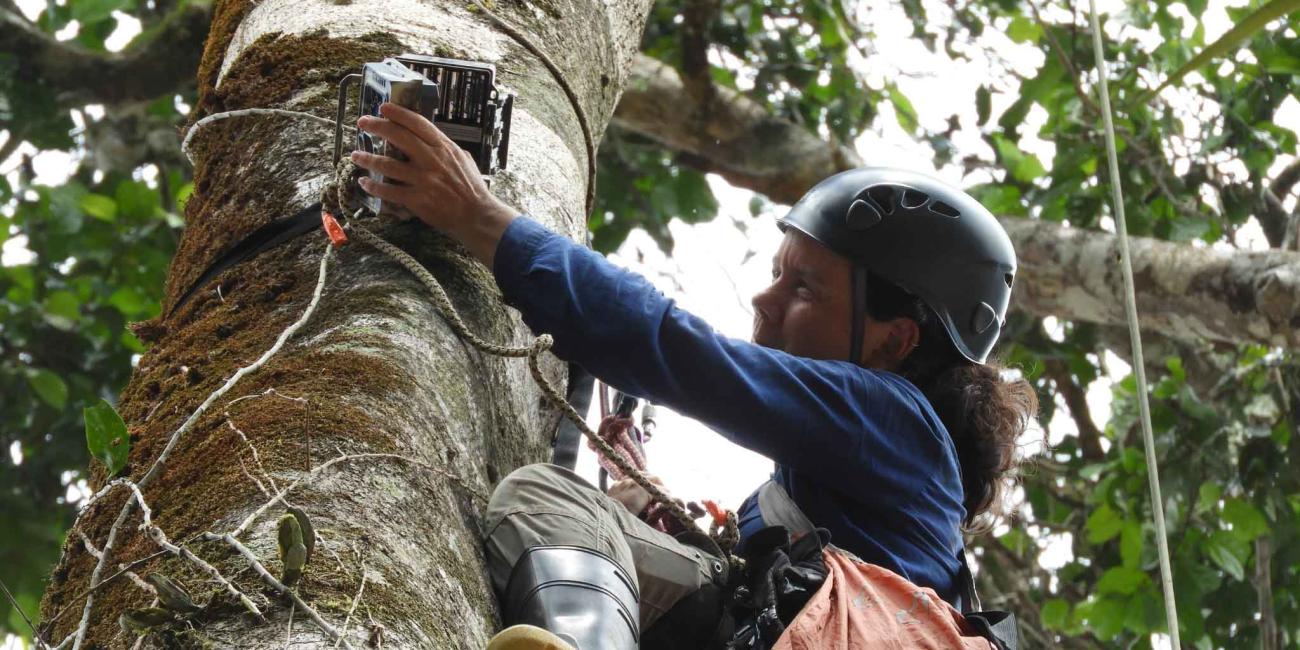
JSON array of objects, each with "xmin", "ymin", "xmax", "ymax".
[
  {"xmin": 866, "ymin": 186, "xmax": 895, "ymax": 214},
  {"xmin": 899, "ymin": 189, "xmax": 929, "ymax": 210},
  {"xmin": 1004, "ymin": 273, "xmax": 1014, "ymax": 288},
  {"xmin": 929, "ymin": 200, "xmax": 961, "ymax": 218}
]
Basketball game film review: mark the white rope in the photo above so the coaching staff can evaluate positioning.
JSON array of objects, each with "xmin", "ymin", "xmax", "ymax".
[
  {"xmin": 181, "ymin": 108, "xmax": 346, "ymax": 165},
  {"xmin": 1086, "ymin": 3, "xmax": 1180, "ymax": 645}
]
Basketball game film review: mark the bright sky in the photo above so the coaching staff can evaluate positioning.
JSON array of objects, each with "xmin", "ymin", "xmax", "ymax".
[{"xmin": 4, "ymin": 0, "xmax": 1298, "ymax": 647}]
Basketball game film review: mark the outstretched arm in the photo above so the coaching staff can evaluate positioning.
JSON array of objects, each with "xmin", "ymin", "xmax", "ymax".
[{"xmin": 351, "ymin": 104, "xmax": 953, "ymax": 496}]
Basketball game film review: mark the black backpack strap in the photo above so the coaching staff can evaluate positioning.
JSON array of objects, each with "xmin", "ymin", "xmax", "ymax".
[
  {"xmin": 550, "ymin": 363, "xmax": 593, "ymax": 469},
  {"xmin": 958, "ymin": 549, "xmax": 1018, "ymax": 650},
  {"xmin": 958, "ymin": 550, "xmax": 981, "ymax": 612}
]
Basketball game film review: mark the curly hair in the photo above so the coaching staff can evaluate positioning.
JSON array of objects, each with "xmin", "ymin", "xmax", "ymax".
[{"xmin": 862, "ymin": 272, "xmax": 1040, "ymax": 533}]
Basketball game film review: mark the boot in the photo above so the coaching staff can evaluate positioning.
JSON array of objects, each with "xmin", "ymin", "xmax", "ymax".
[{"xmin": 488, "ymin": 545, "xmax": 639, "ymax": 650}]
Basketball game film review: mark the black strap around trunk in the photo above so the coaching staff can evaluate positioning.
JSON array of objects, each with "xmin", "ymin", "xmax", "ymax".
[{"xmin": 168, "ymin": 203, "xmax": 325, "ymax": 317}]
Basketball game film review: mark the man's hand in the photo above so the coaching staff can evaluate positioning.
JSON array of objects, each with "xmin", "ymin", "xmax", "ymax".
[
  {"xmin": 607, "ymin": 475, "xmax": 666, "ymax": 516},
  {"xmin": 350, "ymin": 103, "xmax": 517, "ymax": 266}
]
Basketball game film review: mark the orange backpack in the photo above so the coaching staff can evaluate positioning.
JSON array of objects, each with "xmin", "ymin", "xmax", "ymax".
[{"xmin": 774, "ymin": 547, "xmax": 996, "ymax": 649}]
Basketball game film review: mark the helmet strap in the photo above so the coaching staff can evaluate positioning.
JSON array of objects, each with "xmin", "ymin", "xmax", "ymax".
[{"xmin": 849, "ymin": 264, "xmax": 868, "ymax": 365}]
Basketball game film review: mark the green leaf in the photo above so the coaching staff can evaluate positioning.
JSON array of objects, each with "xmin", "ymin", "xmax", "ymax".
[
  {"xmin": 1121, "ymin": 519, "xmax": 1143, "ymax": 568},
  {"xmin": 992, "ymin": 134, "xmax": 1046, "ymax": 182},
  {"xmin": 1197, "ymin": 482, "xmax": 1221, "ymax": 513},
  {"xmin": 79, "ymin": 193, "xmax": 117, "ymax": 221},
  {"xmin": 1202, "ymin": 530, "xmax": 1247, "ymax": 581},
  {"xmin": 1041, "ymin": 598, "xmax": 1070, "ymax": 630},
  {"xmin": 1169, "ymin": 217, "xmax": 1209, "ymax": 242},
  {"xmin": 969, "ymin": 184, "xmax": 1026, "ymax": 216},
  {"xmin": 85, "ymin": 399, "xmax": 130, "ymax": 476},
  {"xmin": 1087, "ymin": 503, "xmax": 1123, "ymax": 544},
  {"xmin": 108, "ymin": 287, "xmax": 150, "ymax": 318},
  {"xmin": 1145, "ymin": 0, "xmax": 1300, "ymax": 99},
  {"xmin": 115, "ymin": 180, "xmax": 160, "ymax": 221},
  {"xmin": 1098, "ymin": 566, "xmax": 1151, "ymax": 595},
  {"xmin": 975, "ymin": 85, "xmax": 991, "ymax": 126},
  {"xmin": 887, "ymin": 84, "xmax": 919, "ymax": 134},
  {"xmin": 1087, "ymin": 596, "xmax": 1127, "ymax": 640},
  {"xmin": 43, "ymin": 290, "xmax": 82, "ymax": 330},
  {"xmin": 26, "ymin": 368, "xmax": 68, "ymax": 410},
  {"xmin": 70, "ymin": 0, "xmax": 128, "ymax": 26},
  {"xmin": 1222, "ymin": 498, "xmax": 1269, "ymax": 541},
  {"xmin": 48, "ymin": 184, "xmax": 87, "ymax": 234},
  {"xmin": 1006, "ymin": 15, "xmax": 1043, "ymax": 44}
]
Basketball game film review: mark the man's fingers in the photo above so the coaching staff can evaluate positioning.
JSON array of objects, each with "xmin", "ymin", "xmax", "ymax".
[
  {"xmin": 356, "ymin": 116, "xmax": 434, "ymax": 165},
  {"xmin": 358, "ymin": 177, "xmax": 415, "ymax": 207},
  {"xmin": 379, "ymin": 103, "xmax": 458, "ymax": 153},
  {"xmin": 350, "ymin": 151, "xmax": 418, "ymax": 183}
]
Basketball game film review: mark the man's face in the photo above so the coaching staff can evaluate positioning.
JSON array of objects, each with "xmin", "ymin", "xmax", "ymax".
[{"xmin": 751, "ymin": 230, "xmax": 858, "ymax": 363}]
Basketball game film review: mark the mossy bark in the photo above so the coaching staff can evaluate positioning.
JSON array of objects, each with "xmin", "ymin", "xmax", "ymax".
[{"xmin": 38, "ymin": 0, "xmax": 654, "ymax": 646}]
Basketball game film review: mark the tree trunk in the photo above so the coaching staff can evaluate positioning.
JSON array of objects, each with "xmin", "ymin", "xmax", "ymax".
[{"xmin": 37, "ymin": 0, "xmax": 653, "ymax": 647}]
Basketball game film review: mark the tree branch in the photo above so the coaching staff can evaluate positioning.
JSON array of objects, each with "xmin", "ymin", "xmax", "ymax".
[
  {"xmin": 0, "ymin": 1, "xmax": 211, "ymax": 109},
  {"xmin": 1043, "ymin": 359, "xmax": 1105, "ymax": 461},
  {"xmin": 615, "ymin": 55, "xmax": 1300, "ymax": 348},
  {"xmin": 612, "ymin": 54, "xmax": 861, "ymax": 205}
]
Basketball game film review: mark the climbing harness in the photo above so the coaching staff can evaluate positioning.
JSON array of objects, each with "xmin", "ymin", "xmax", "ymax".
[{"xmin": 1086, "ymin": 0, "xmax": 1180, "ymax": 643}]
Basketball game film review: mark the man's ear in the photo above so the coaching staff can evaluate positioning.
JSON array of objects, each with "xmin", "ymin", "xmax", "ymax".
[{"xmin": 885, "ymin": 317, "xmax": 921, "ymax": 364}]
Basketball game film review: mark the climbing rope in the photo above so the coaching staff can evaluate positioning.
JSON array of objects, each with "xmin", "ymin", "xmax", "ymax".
[{"xmin": 1085, "ymin": 1, "xmax": 1180, "ymax": 644}]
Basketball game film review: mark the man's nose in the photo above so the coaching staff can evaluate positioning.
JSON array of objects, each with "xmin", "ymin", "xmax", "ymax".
[{"xmin": 752, "ymin": 286, "xmax": 781, "ymax": 324}]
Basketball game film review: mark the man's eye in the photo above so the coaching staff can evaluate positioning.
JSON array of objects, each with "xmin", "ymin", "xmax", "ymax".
[{"xmin": 771, "ymin": 269, "xmax": 781, "ymax": 280}]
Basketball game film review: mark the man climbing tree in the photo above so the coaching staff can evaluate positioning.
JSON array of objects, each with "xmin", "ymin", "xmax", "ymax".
[
  {"xmin": 347, "ymin": 99, "xmax": 1039, "ymax": 648},
  {"xmin": 2, "ymin": 0, "xmax": 1298, "ymax": 647}
]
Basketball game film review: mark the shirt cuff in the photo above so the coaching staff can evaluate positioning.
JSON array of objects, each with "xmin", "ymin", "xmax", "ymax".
[{"xmin": 492, "ymin": 215, "xmax": 554, "ymax": 304}]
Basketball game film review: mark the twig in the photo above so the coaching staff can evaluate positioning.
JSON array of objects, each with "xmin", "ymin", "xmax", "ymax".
[
  {"xmin": 227, "ymin": 418, "xmax": 281, "ymax": 493},
  {"xmin": 285, "ymin": 603, "xmax": 296, "ymax": 649},
  {"xmin": 226, "ymin": 387, "xmax": 308, "ymax": 410},
  {"xmin": 239, "ymin": 456, "xmax": 272, "ymax": 497},
  {"xmin": 208, "ymin": 534, "xmax": 352, "ymax": 649},
  {"xmin": 76, "ymin": 532, "xmax": 155, "ymax": 595},
  {"xmin": 39, "ymin": 544, "xmax": 178, "ymax": 633},
  {"xmin": 103, "ymin": 480, "xmax": 264, "ymax": 619},
  {"xmin": 65, "ymin": 244, "xmax": 333, "ymax": 650},
  {"xmin": 0, "ymin": 573, "xmax": 46, "ymax": 648},
  {"xmin": 333, "ymin": 562, "xmax": 368, "ymax": 649},
  {"xmin": 137, "ymin": 245, "xmax": 333, "ymax": 491},
  {"xmin": 231, "ymin": 452, "xmax": 476, "ymax": 538}
]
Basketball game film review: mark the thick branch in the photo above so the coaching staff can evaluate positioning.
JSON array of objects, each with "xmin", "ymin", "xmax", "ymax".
[
  {"xmin": 616, "ymin": 55, "xmax": 1300, "ymax": 348},
  {"xmin": 0, "ymin": 1, "xmax": 210, "ymax": 108},
  {"xmin": 612, "ymin": 55, "xmax": 861, "ymax": 205},
  {"xmin": 1007, "ymin": 218, "xmax": 1300, "ymax": 349}
]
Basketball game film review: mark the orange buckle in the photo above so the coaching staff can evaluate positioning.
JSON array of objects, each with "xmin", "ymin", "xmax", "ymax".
[{"xmin": 322, "ymin": 210, "xmax": 348, "ymax": 247}]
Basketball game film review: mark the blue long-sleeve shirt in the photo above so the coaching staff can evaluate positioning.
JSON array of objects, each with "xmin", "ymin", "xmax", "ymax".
[{"xmin": 492, "ymin": 217, "xmax": 966, "ymax": 604}]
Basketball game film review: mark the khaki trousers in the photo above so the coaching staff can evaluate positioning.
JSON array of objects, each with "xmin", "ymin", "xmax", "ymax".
[{"xmin": 484, "ymin": 463, "xmax": 726, "ymax": 629}]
